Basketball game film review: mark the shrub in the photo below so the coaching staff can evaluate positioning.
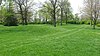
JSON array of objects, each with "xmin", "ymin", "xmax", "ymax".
[
  {"xmin": 4, "ymin": 15, "xmax": 18, "ymax": 26},
  {"xmin": 97, "ymin": 24, "xmax": 100, "ymax": 27},
  {"xmin": 76, "ymin": 21, "xmax": 80, "ymax": 24},
  {"xmin": 47, "ymin": 21, "xmax": 52, "ymax": 24},
  {"xmin": 85, "ymin": 21, "xmax": 90, "ymax": 25},
  {"xmin": 68, "ymin": 20, "xmax": 75, "ymax": 24},
  {"xmin": 67, "ymin": 20, "xmax": 80, "ymax": 24},
  {"xmin": 41, "ymin": 22, "xmax": 46, "ymax": 24},
  {"xmin": 0, "ymin": 22, "xmax": 3, "ymax": 25},
  {"xmin": 28, "ymin": 22, "xmax": 47, "ymax": 24},
  {"xmin": 80, "ymin": 20, "xmax": 86, "ymax": 24}
]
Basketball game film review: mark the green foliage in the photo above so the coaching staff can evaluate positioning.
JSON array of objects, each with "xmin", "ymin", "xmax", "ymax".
[
  {"xmin": 4, "ymin": 15, "xmax": 18, "ymax": 26},
  {"xmin": 67, "ymin": 20, "xmax": 80, "ymax": 24},
  {"xmin": 80, "ymin": 20, "xmax": 86, "ymax": 24},
  {"xmin": 0, "ymin": 6, "xmax": 7, "ymax": 19},
  {"xmin": 1, "ymin": 0, "xmax": 18, "ymax": 26},
  {"xmin": 28, "ymin": 21, "xmax": 52, "ymax": 25},
  {"xmin": 67, "ymin": 20, "xmax": 93, "ymax": 25},
  {"xmin": 97, "ymin": 24, "xmax": 100, "ymax": 27},
  {"xmin": 85, "ymin": 20, "xmax": 91, "ymax": 25},
  {"xmin": 0, "ymin": 22, "xmax": 3, "ymax": 25}
]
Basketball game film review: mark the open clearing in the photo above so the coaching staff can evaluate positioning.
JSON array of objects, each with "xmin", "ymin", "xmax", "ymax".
[{"xmin": 0, "ymin": 24, "xmax": 100, "ymax": 56}]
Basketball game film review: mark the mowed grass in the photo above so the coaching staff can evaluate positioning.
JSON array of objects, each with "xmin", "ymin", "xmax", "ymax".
[{"xmin": 0, "ymin": 24, "xmax": 100, "ymax": 56}]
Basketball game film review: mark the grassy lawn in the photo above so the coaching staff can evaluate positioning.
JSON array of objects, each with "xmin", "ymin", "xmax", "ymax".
[{"xmin": 0, "ymin": 24, "xmax": 100, "ymax": 56}]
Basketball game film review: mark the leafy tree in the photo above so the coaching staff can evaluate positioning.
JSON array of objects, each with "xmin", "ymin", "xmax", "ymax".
[
  {"xmin": 4, "ymin": 0, "xmax": 18, "ymax": 26},
  {"xmin": 63, "ymin": 0, "xmax": 72, "ymax": 24},
  {"xmin": 38, "ymin": 6, "xmax": 49, "ymax": 24},
  {"xmin": 40, "ymin": 1, "xmax": 56, "ymax": 25}
]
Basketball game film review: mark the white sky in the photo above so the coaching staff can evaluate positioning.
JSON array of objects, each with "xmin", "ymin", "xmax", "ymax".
[
  {"xmin": 34, "ymin": 0, "xmax": 84, "ymax": 14},
  {"xmin": 69, "ymin": 0, "xmax": 84, "ymax": 14}
]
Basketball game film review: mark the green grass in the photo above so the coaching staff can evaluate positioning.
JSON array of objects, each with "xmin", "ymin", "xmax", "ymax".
[{"xmin": 0, "ymin": 24, "xmax": 100, "ymax": 56}]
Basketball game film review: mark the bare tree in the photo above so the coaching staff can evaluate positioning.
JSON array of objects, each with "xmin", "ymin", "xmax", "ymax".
[
  {"xmin": 58, "ymin": 0, "xmax": 64, "ymax": 26},
  {"xmin": 14, "ymin": 0, "xmax": 34, "ymax": 25},
  {"xmin": 83, "ymin": 0, "xmax": 94, "ymax": 26},
  {"xmin": 92, "ymin": 0, "xmax": 100, "ymax": 29},
  {"xmin": 83, "ymin": 0, "xmax": 100, "ymax": 29},
  {"xmin": 49, "ymin": 0, "xmax": 58, "ymax": 27}
]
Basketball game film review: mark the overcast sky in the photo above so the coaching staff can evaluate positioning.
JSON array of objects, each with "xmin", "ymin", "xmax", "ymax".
[
  {"xmin": 69, "ymin": 0, "xmax": 84, "ymax": 14},
  {"xmin": 34, "ymin": 0, "xmax": 84, "ymax": 14}
]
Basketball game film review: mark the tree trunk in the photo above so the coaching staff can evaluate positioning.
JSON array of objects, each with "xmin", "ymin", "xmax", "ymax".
[
  {"xmin": 61, "ymin": 8, "xmax": 63, "ymax": 26},
  {"xmin": 93, "ymin": 23, "xmax": 95, "ymax": 29},
  {"xmin": 93, "ymin": 19, "xmax": 96, "ymax": 29},
  {"xmin": 90, "ymin": 20, "xmax": 92, "ymax": 26},
  {"xmin": 22, "ymin": 19, "xmax": 24, "ymax": 25},
  {"xmin": 25, "ymin": 18, "xmax": 28, "ymax": 25},
  {"xmin": 24, "ymin": 8, "xmax": 28, "ymax": 25},
  {"xmin": 90, "ymin": 12, "xmax": 93, "ymax": 26},
  {"xmin": 24, "ymin": 13, "xmax": 28, "ymax": 25},
  {"xmin": 54, "ymin": 17, "xmax": 56, "ymax": 27},
  {"xmin": 46, "ymin": 17, "xmax": 47, "ymax": 24},
  {"xmin": 66, "ymin": 14, "xmax": 68, "ymax": 24},
  {"xmin": 19, "ymin": 5, "xmax": 25, "ymax": 25},
  {"xmin": 53, "ymin": 5, "xmax": 56, "ymax": 27}
]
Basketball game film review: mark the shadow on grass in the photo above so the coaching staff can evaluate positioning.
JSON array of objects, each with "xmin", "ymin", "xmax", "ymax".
[
  {"xmin": 84, "ymin": 25, "xmax": 100, "ymax": 31},
  {"xmin": 0, "ymin": 29, "xmax": 27, "ymax": 34}
]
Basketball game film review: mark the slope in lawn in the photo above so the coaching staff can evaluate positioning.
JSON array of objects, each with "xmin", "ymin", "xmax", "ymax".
[{"xmin": 0, "ymin": 24, "xmax": 100, "ymax": 56}]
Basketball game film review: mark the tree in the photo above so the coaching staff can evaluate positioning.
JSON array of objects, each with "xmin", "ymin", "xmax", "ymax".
[
  {"xmin": 58, "ymin": 0, "xmax": 64, "ymax": 26},
  {"xmin": 83, "ymin": 0, "xmax": 94, "ymax": 26},
  {"xmin": 92, "ymin": 0, "xmax": 100, "ymax": 29},
  {"xmin": 38, "ymin": 5, "xmax": 50, "ymax": 24},
  {"xmin": 14, "ymin": 0, "xmax": 34, "ymax": 25},
  {"xmin": 38, "ymin": 0, "xmax": 72, "ymax": 26},
  {"xmin": 42, "ymin": 1, "xmax": 57, "ymax": 25},
  {"xmin": 0, "ymin": 0, "xmax": 2, "ymax": 5},
  {"xmin": 0, "ymin": 0, "xmax": 2, "ymax": 22},
  {"xmin": 3, "ymin": 0, "xmax": 18, "ymax": 26},
  {"xmin": 49, "ymin": 0, "xmax": 58, "ymax": 27},
  {"xmin": 83, "ymin": 0, "xmax": 100, "ymax": 29},
  {"xmin": 63, "ymin": 0, "xmax": 72, "ymax": 24}
]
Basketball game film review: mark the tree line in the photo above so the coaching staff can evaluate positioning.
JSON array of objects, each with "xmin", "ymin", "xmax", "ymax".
[
  {"xmin": 0, "ymin": 0, "xmax": 34, "ymax": 26},
  {"xmin": 0, "ymin": 0, "xmax": 100, "ymax": 29},
  {"xmin": 36, "ymin": 0, "xmax": 73, "ymax": 27},
  {"xmin": 0, "ymin": 0, "xmax": 73, "ymax": 26}
]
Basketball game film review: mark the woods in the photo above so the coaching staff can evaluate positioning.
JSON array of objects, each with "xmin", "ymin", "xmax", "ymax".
[
  {"xmin": 0, "ymin": 0, "xmax": 72, "ymax": 26},
  {"xmin": 0, "ymin": 0, "xmax": 100, "ymax": 28}
]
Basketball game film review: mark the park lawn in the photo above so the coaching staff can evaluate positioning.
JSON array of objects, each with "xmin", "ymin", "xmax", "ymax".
[{"xmin": 0, "ymin": 24, "xmax": 100, "ymax": 56}]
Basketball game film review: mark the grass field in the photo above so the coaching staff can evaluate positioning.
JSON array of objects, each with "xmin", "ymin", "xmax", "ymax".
[{"xmin": 0, "ymin": 24, "xmax": 100, "ymax": 56}]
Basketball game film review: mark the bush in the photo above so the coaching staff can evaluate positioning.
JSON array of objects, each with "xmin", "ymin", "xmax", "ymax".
[
  {"xmin": 28, "ymin": 22, "xmax": 47, "ymax": 24},
  {"xmin": 4, "ymin": 15, "xmax": 18, "ymax": 26},
  {"xmin": 47, "ymin": 21, "xmax": 52, "ymax": 24},
  {"xmin": 67, "ymin": 20, "xmax": 75, "ymax": 24},
  {"xmin": 80, "ymin": 20, "xmax": 86, "ymax": 24},
  {"xmin": 76, "ymin": 21, "xmax": 80, "ymax": 24},
  {"xmin": 41, "ymin": 22, "xmax": 46, "ymax": 24},
  {"xmin": 67, "ymin": 20, "xmax": 80, "ymax": 24},
  {"xmin": 85, "ymin": 21, "xmax": 90, "ymax": 25},
  {"xmin": 97, "ymin": 24, "xmax": 100, "ymax": 27},
  {"xmin": 0, "ymin": 22, "xmax": 3, "ymax": 25}
]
